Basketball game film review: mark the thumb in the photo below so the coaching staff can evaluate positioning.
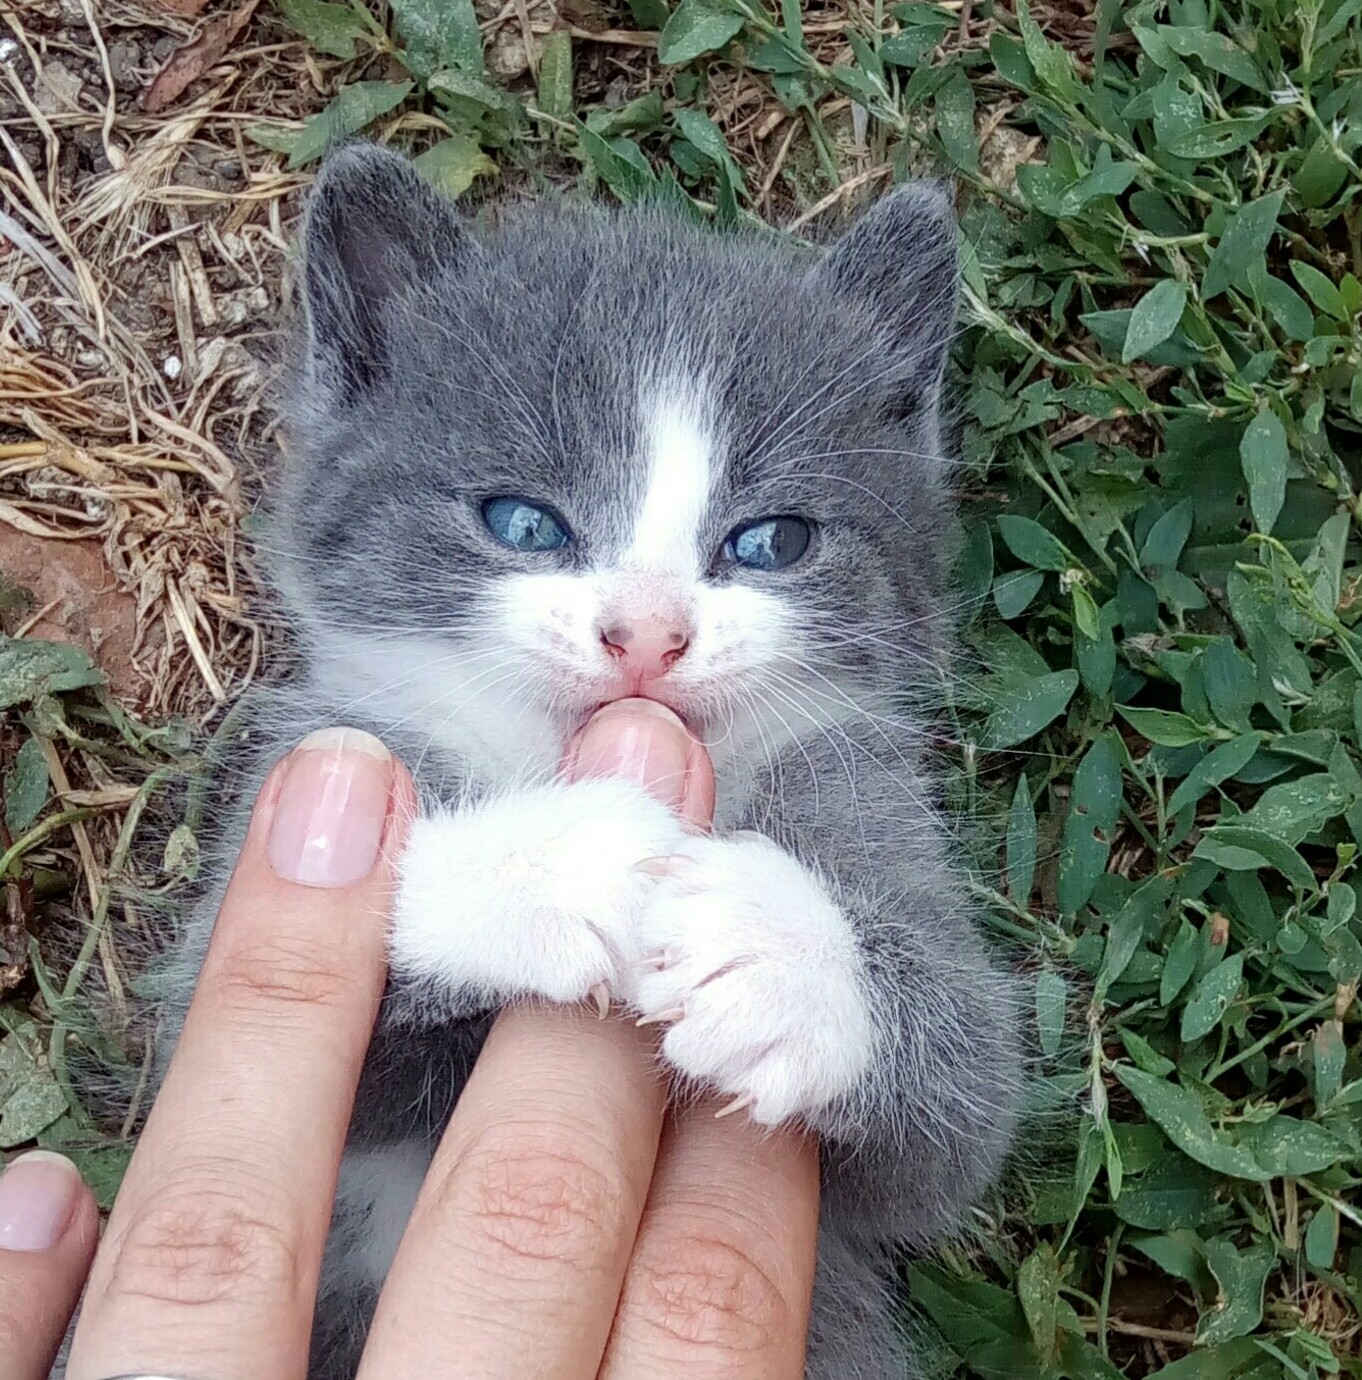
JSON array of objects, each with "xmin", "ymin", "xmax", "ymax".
[{"xmin": 561, "ymin": 698, "xmax": 716, "ymax": 830}]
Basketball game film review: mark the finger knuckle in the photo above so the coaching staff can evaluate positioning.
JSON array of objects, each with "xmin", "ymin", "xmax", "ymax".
[
  {"xmin": 444, "ymin": 1134, "xmax": 622, "ymax": 1275},
  {"xmin": 107, "ymin": 1188, "xmax": 300, "ymax": 1309},
  {"xmin": 214, "ymin": 932, "xmax": 354, "ymax": 1012},
  {"xmin": 629, "ymin": 1231, "xmax": 788, "ymax": 1355}
]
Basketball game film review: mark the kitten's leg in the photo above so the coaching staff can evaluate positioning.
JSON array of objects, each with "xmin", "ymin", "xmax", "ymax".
[
  {"xmin": 389, "ymin": 777, "xmax": 690, "ymax": 1023},
  {"xmin": 806, "ymin": 1234, "xmax": 916, "ymax": 1380},
  {"xmin": 309, "ymin": 1141, "xmax": 431, "ymax": 1378}
]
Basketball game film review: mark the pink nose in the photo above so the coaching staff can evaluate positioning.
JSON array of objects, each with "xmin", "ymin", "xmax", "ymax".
[{"xmin": 599, "ymin": 618, "xmax": 691, "ymax": 680}]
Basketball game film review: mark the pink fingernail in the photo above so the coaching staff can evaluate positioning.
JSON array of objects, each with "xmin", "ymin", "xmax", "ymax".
[
  {"xmin": 267, "ymin": 728, "xmax": 392, "ymax": 887},
  {"xmin": 0, "ymin": 1151, "xmax": 83, "ymax": 1252},
  {"xmin": 567, "ymin": 706, "xmax": 691, "ymax": 810}
]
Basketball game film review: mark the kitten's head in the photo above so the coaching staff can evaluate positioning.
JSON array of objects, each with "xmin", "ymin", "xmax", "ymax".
[{"xmin": 274, "ymin": 144, "xmax": 960, "ymax": 775}]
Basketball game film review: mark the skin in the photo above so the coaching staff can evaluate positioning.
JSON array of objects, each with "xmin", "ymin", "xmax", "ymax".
[{"xmin": 1, "ymin": 702, "xmax": 817, "ymax": 1380}]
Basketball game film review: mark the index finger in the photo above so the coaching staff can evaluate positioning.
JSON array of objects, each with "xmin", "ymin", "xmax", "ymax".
[{"xmin": 66, "ymin": 728, "xmax": 411, "ymax": 1380}]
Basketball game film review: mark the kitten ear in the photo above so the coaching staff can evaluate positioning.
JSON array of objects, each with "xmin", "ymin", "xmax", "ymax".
[
  {"xmin": 301, "ymin": 142, "xmax": 466, "ymax": 398},
  {"xmin": 814, "ymin": 181, "xmax": 959, "ymax": 417}
]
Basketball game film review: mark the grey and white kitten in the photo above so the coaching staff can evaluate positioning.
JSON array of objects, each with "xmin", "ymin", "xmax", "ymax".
[{"xmin": 154, "ymin": 144, "xmax": 1020, "ymax": 1378}]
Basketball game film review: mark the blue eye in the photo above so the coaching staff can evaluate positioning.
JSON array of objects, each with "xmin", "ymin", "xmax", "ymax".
[
  {"xmin": 482, "ymin": 497, "xmax": 571, "ymax": 553},
  {"xmin": 721, "ymin": 516, "xmax": 812, "ymax": 571}
]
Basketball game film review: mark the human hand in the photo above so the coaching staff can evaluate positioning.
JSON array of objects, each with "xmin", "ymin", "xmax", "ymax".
[{"xmin": 1, "ymin": 706, "xmax": 817, "ymax": 1379}]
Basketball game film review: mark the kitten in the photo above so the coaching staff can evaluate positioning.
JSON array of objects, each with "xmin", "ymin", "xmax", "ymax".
[{"xmin": 150, "ymin": 144, "xmax": 1020, "ymax": 1378}]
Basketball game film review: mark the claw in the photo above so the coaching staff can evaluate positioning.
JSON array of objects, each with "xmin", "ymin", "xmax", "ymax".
[
  {"xmin": 714, "ymin": 1093, "xmax": 755, "ymax": 1120},
  {"xmin": 633, "ymin": 855, "xmax": 684, "ymax": 877},
  {"xmin": 636, "ymin": 1006, "xmax": 684, "ymax": 1027},
  {"xmin": 588, "ymin": 982, "xmax": 611, "ymax": 1020},
  {"xmin": 634, "ymin": 953, "xmax": 670, "ymax": 971}
]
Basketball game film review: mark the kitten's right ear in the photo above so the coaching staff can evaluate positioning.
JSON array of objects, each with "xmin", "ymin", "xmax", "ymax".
[{"xmin": 301, "ymin": 143, "xmax": 466, "ymax": 399}]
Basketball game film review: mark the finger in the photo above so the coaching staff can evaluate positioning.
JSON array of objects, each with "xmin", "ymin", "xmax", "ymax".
[
  {"xmin": 359, "ymin": 1006, "xmax": 666, "ymax": 1380},
  {"xmin": 67, "ymin": 728, "xmax": 413, "ymax": 1380},
  {"xmin": 561, "ymin": 697, "xmax": 716, "ymax": 831},
  {"xmin": 599, "ymin": 1102, "xmax": 819, "ymax": 1380},
  {"xmin": 361, "ymin": 702, "xmax": 708, "ymax": 1380},
  {"xmin": 0, "ymin": 1152, "xmax": 99, "ymax": 1380}
]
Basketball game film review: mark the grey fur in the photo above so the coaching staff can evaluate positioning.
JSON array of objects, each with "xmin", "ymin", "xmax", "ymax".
[{"xmin": 86, "ymin": 145, "xmax": 1021, "ymax": 1379}]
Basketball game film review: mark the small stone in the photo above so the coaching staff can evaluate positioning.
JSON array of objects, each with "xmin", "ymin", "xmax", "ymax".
[
  {"xmin": 35, "ymin": 59, "xmax": 84, "ymax": 115},
  {"xmin": 162, "ymin": 354, "xmax": 183, "ymax": 380},
  {"xmin": 106, "ymin": 40, "xmax": 142, "ymax": 92}
]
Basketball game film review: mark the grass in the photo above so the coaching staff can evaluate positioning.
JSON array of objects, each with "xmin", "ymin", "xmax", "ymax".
[{"xmin": 3, "ymin": 0, "xmax": 1362, "ymax": 1375}]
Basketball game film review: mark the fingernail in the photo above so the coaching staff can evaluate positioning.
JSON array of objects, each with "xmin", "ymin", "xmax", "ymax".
[
  {"xmin": 0, "ymin": 1151, "xmax": 83, "ymax": 1252},
  {"xmin": 268, "ymin": 727, "xmax": 392, "ymax": 887},
  {"xmin": 568, "ymin": 706, "xmax": 691, "ymax": 810},
  {"xmin": 591, "ymin": 697, "xmax": 686, "ymax": 727}
]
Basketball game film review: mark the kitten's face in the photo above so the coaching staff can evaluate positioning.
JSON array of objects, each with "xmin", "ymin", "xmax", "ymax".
[{"xmin": 276, "ymin": 148, "xmax": 958, "ymax": 775}]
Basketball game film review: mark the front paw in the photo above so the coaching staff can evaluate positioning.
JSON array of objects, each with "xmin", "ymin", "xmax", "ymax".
[
  {"xmin": 630, "ymin": 834, "xmax": 875, "ymax": 1125},
  {"xmin": 392, "ymin": 778, "xmax": 689, "ymax": 1009}
]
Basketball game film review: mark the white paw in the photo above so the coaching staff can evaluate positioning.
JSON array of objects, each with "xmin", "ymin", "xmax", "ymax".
[
  {"xmin": 392, "ymin": 778, "xmax": 689, "ymax": 1008},
  {"xmin": 629, "ymin": 834, "xmax": 875, "ymax": 1125}
]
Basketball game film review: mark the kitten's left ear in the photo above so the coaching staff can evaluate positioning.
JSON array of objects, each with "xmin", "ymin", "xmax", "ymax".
[
  {"xmin": 301, "ymin": 142, "xmax": 468, "ymax": 400},
  {"xmin": 814, "ymin": 181, "xmax": 959, "ymax": 415}
]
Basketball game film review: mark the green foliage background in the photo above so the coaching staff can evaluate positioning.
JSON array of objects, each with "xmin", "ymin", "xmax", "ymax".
[{"xmin": 5, "ymin": 0, "xmax": 1362, "ymax": 1374}]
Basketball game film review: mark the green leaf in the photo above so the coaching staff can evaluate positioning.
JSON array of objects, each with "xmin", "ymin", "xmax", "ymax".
[
  {"xmin": 1117, "ymin": 706, "xmax": 1214, "ymax": 748},
  {"xmin": 657, "ymin": 0, "xmax": 745, "ymax": 65},
  {"xmin": 627, "ymin": 0, "xmax": 671, "ymax": 26},
  {"xmin": 1035, "ymin": 971, "xmax": 1065, "ymax": 1057},
  {"xmin": 1071, "ymin": 583, "xmax": 1100, "ymax": 641},
  {"xmin": 992, "ymin": 569, "xmax": 1045, "ymax": 618},
  {"xmin": 427, "ymin": 69, "xmax": 517, "ymax": 113},
  {"xmin": 1016, "ymin": 1246, "xmax": 1060, "ymax": 1362},
  {"xmin": 0, "ymin": 635, "xmax": 104, "ymax": 712},
  {"xmin": 1239, "ymin": 410, "xmax": 1289, "ymax": 535},
  {"xmin": 1180, "ymin": 953, "xmax": 1245, "ymax": 1042},
  {"xmin": 1239, "ymin": 772, "xmax": 1354, "ymax": 843},
  {"xmin": 1114, "ymin": 1156, "xmax": 1227, "ymax": 1229},
  {"xmin": 1167, "ymin": 734, "xmax": 1262, "ymax": 815},
  {"xmin": 1313, "ymin": 1020, "xmax": 1345, "ymax": 1107},
  {"xmin": 934, "ymin": 68, "xmax": 978, "ymax": 174},
  {"xmin": 673, "ymin": 109, "xmax": 745, "ymax": 193},
  {"xmin": 1007, "ymin": 774, "xmax": 1037, "ymax": 903},
  {"xmin": 981, "ymin": 671, "xmax": 1079, "ymax": 749},
  {"xmin": 1202, "ymin": 193, "xmax": 1285, "ymax": 301},
  {"xmin": 275, "ymin": 0, "xmax": 369, "ymax": 58},
  {"xmin": 1198, "ymin": 1239, "xmax": 1273, "ymax": 1344},
  {"xmin": 996, "ymin": 514, "xmax": 1071, "ymax": 572},
  {"xmin": 1200, "ymin": 641, "xmax": 1256, "ymax": 734},
  {"xmin": 1139, "ymin": 498, "xmax": 1195, "ymax": 574},
  {"xmin": 1119, "ymin": 1027, "xmax": 1175, "ymax": 1076},
  {"xmin": 1289, "ymin": 260, "xmax": 1347, "ymax": 319},
  {"xmin": 1059, "ymin": 734, "xmax": 1122, "ymax": 914},
  {"xmin": 1161, "ymin": 918, "xmax": 1200, "ymax": 1007},
  {"xmin": 1304, "ymin": 1204, "xmax": 1339, "ymax": 1271},
  {"xmin": 285, "ymin": 81, "xmax": 414, "ymax": 168},
  {"xmin": 1122, "ymin": 280, "xmax": 1187, "ymax": 363},
  {"xmin": 1238, "ymin": 1115, "xmax": 1350, "ymax": 1176},
  {"xmin": 536, "ymin": 31, "xmax": 574, "ymax": 127},
  {"xmin": 412, "ymin": 134, "xmax": 496, "ymax": 197},
  {"xmin": 3, "ymin": 735, "xmax": 49, "ymax": 834},
  {"xmin": 1164, "ymin": 116, "xmax": 1272, "ymax": 160},
  {"xmin": 0, "ymin": 1034, "xmax": 69, "ymax": 1148},
  {"xmin": 1115, "ymin": 1066, "xmax": 1268, "ymax": 1181},
  {"xmin": 1155, "ymin": 26, "xmax": 1267, "ymax": 91},
  {"xmin": 574, "ymin": 124, "xmax": 659, "ymax": 202},
  {"xmin": 1192, "ymin": 825, "xmax": 1316, "ymax": 892},
  {"xmin": 391, "ymin": 0, "xmax": 483, "ymax": 77}
]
